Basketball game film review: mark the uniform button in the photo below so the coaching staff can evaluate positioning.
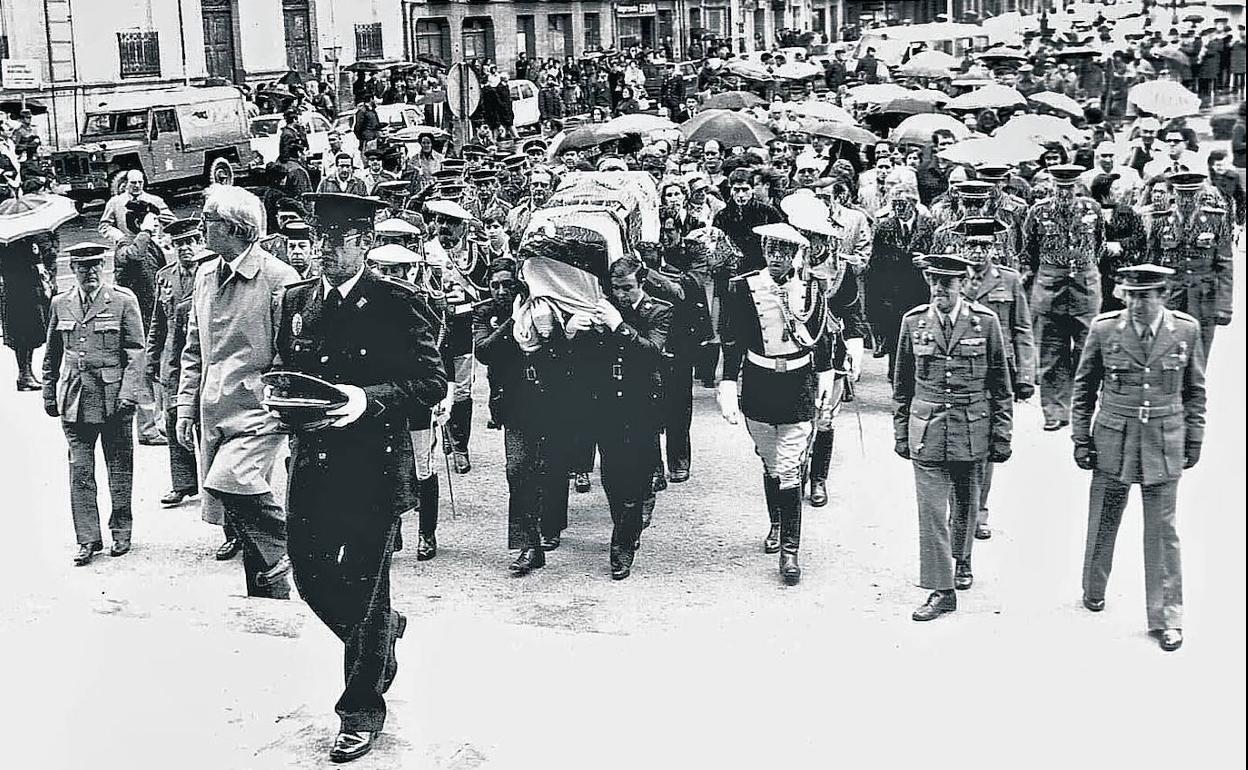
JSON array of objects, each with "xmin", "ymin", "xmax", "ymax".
[
  {"xmin": 320, "ymin": 356, "xmax": 329, "ymax": 363},
  {"xmin": 616, "ymin": 391, "xmax": 623, "ymax": 397},
  {"xmin": 360, "ymin": 349, "xmax": 367, "ymax": 355},
  {"xmin": 1143, "ymin": 383, "xmax": 1149, "ymax": 389},
  {"xmin": 1144, "ymin": 367, "xmax": 1150, "ymax": 373},
  {"xmin": 385, "ymin": 446, "xmax": 392, "ymax": 453},
  {"xmin": 317, "ymin": 452, "xmax": 327, "ymax": 460}
]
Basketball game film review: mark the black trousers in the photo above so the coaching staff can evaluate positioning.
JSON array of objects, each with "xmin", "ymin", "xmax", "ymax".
[
  {"xmin": 210, "ymin": 490, "xmax": 290, "ymax": 599},
  {"xmin": 504, "ymin": 423, "xmax": 571, "ymax": 550},
  {"xmin": 63, "ymin": 414, "xmax": 133, "ymax": 546},
  {"xmin": 660, "ymin": 356, "xmax": 694, "ymax": 474},
  {"xmin": 598, "ymin": 419, "xmax": 656, "ymax": 551},
  {"xmin": 288, "ymin": 509, "xmax": 401, "ymax": 733},
  {"xmin": 164, "ymin": 407, "xmax": 198, "ymax": 493}
]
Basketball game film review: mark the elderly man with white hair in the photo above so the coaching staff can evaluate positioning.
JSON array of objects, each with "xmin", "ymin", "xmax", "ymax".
[
  {"xmin": 97, "ymin": 169, "xmax": 173, "ymax": 245},
  {"xmin": 1080, "ymin": 141, "xmax": 1143, "ymax": 205},
  {"xmin": 176, "ymin": 185, "xmax": 300, "ymax": 597}
]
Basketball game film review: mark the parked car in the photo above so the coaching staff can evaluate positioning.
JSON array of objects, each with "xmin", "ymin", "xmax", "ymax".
[
  {"xmin": 249, "ymin": 110, "xmax": 357, "ymax": 164},
  {"xmin": 333, "ymin": 103, "xmax": 424, "ymax": 138},
  {"xmin": 52, "ymin": 85, "xmax": 257, "ymax": 204},
  {"xmin": 509, "ymin": 79, "xmax": 540, "ymax": 134}
]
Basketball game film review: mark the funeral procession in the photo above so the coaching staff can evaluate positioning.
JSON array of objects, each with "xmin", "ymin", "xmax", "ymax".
[{"xmin": 0, "ymin": 0, "xmax": 1243, "ymax": 766}]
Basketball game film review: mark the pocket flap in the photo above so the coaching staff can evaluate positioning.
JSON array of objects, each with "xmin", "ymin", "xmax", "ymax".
[
  {"xmin": 95, "ymin": 319, "xmax": 121, "ymax": 332},
  {"xmin": 966, "ymin": 406, "xmax": 989, "ymax": 422},
  {"xmin": 1095, "ymin": 412, "xmax": 1128, "ymax": 432},
  {"xmin": 56, "ymin": 319, "xmax": 77, "ymax": 332},
  {"xmin": 99, "ymin": 367, "xmax": 123, "ymax": 383},
  {"xmin": 911, "ymin": 400, "xmax": 935, "ymax": 420}
]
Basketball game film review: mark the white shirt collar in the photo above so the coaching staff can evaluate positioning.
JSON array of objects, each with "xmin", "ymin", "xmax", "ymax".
[
  {"xmin": 940, "ymin": 297, "xmax": 963, "ymax": 325},
  {"xmin": 1134, "ymin": 309, "xmax": 1164, "ymax": 337},
  {"xmin": 322, "ymin": 264, "xmax": 367, "ymax": 301}
]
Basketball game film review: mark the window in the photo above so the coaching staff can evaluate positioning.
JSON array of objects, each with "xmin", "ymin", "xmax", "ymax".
[
  {"xmin": 355, "ymin": 22, "xmax": 383, "ymax": 60},
  {"xmin": 584, "ymin": 13, "xmax": 601, "ymax": 50},
  {"xmin": 414, "ymin": 19, "xmax": 450, "ymax": 62},
  {"xmin": 83, "ymin": 111, "xmax": 148, "ymax": 137},
  {"xmin": 703, "ymin": 8, "xmax": 728, "ymax": 38},
  {"xmin": 118, "ymin": 31, "xmax": 161, "ymax": 78},
  {"xmin": 0, "ymin": 36, "xmax": 8, "ymax": 86},
  {"xmin": 462, "ymin": 18, "xmax": 494, "ymax": 61}
]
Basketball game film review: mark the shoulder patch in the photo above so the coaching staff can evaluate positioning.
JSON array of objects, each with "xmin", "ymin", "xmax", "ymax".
[
  {"xmin": 112, "ymin": 285, "xmax": 137, "ymax": 298},
  {"xmin": 1170, "ymin": 310, "xmax": 1199, "ymax": 325},
  {"xmin": 646, "ymin": 296, "xmax": 673, "ymax": 310},
  {"xmin": 968, "ymin": 300, "xmax": 996, "ymax": 315},
  {"xmin": 1093, "ymin": 309, "xmax": 1124, "ymax": 322},
  {"xmin": 730, "ymin": 269, "xmax": 762, "ymax": 283},
  {"xmin": 902, "ymin": 304, "xmax": 929, "ymax": 317}
]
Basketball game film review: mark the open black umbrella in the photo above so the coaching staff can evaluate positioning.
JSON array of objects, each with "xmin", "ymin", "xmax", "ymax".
[
  {"xmin": 344, "ymin": 61, "xmax": 384, "ymax": 73},
  {"xmin": 0, "ymin": 100, "xmax": 47, "ymax": 119},
  {"xmin": 416, "ymin": 54, "xmax": 448, "ymax": 71},
  {"xmin": 277, "ymin": 70, "xmax": 304, "ymax": 87}
]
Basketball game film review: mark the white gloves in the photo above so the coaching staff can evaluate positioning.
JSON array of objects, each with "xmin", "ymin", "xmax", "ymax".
[
  {"xmin": 816, "ymin": 370, "xmax": 836, "ymax": 409},
  {"xmin": 432, "ymin": 384, "xmax": 455, "ymax": 427},
  {"xmin": 595, "ymin": 298, "xmax": 623, "ymax": 331},
  {"xmin": 717, "ymin": 380, "xmax": 741, "ymax": 424},
  {"xmin": 844, "ymin": 338, "xmax": 864, "ymax": 382},
  {"xmin": 327, "ymin": 384, "xmax": 368, "ymax": 428}
]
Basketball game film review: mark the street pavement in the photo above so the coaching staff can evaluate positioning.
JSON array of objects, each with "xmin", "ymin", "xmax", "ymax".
[{"xmin": 7, "ymin": 161, "xmax": 1245, "ymax": 769}]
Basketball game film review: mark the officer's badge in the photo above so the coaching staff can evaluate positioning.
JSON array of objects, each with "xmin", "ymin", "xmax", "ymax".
[
  {"xmin": 292, "ymin": 313, "xmax": 303, "ymax": 335},
  {"xmin": 357, "ymin": 297, "xmax": 368, "ymax": 310}
]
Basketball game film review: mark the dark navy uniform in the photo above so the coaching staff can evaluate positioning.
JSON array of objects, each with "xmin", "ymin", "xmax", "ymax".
[{"xmin": 147, "ymin": 259, "xmax": 201, "ymax": 497}]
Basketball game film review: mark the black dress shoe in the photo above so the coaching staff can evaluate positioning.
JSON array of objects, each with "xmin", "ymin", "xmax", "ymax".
[
  {"xmin": 73, "ymin": 542, "xmax": 103, "ymax": 566},
  {"xmin": 256, "ymin": 555, "xmax": 291, "ymax": 587},
  {"xmin": 1082, "ymin": 595, "xmax": 1105, "ymax": 612},
  {"xmin": 912, "ymin": 590, "xmax": 957, "ymax": 621},
  {"xmin": 214, "ymin": 537, "xmax": 241, "ymax": 561},
  {"xmin": 1157, "ymin": 628, "xmax": 1183, "ymax": 652},
  {"xmin": 329, "ymin": 731, "xmax": 375, "ymax": 763},
  {"xmin": 109, "ymin": 539, "xmax": 131, "ymax": 557},
  {"xmin": 780, "ymin": 551, "xmax": 801, "ymax": 585},
  {"xmin": 16, "ymin": 377, "xmax": 41, "ymax": 391},
  {"xmin": 539, "ymin": 535, "xmax": 561, "ymax": 552},
  {"xmin": 809, "ymin": 480, "xmax": 828, "ymax": 507},
  {"xmin": 974, "ymin": 522, "xmax": 992, "ymax": 540},
  {"xmin": 872, "ymin": 347, "xmax": 889, "ymax": 359},
  {"xmin": 763, "ymin": 523, "xmax": 781, "ymax": 554},
  {"xmin": 509, "ymin": 548, "xmax": 546, "ymax": 575},
  {"xmin": 416, "ymin": 533, "xmax": 437, "ymax": 561},
  {"xmin": 954, "ymin": 561, "xmax": 973, "ymax": 590},
  {"xmin": 669, "ymin": 468, "xmax": 690, "ymax": 483},
  {"xmin": 574, "ymin": 472, "xmax": 591, "ymax": 493},
  {"xmin": 161, "ymin": 489, "xmax": 198, "ymax": 507},
  {"xmin": 382, "ymin": 612, "xmax": 407, "ymax": 694},
  {"xmin": 138, "ymin": 434, "xmax": 169, "ymax": 446},
  {"xmin": 452, "ymin": 452, "xmax": 471, "ymax": 474},
  {"xmin": 1042, "ymin": 417, "xmax": 1069, "ymax": 432},
  {"xmin": 610, "ymin": 548, "xmax": 634, "ymax": 580},
  {"xmin": 652, "ymin": 471, "xmax": 667, "ymax": 493}
]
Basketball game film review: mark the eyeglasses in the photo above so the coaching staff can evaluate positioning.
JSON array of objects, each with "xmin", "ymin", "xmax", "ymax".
[{"xmin": 488, "ymin": 279, "xmax": 515, "ymax": 289}]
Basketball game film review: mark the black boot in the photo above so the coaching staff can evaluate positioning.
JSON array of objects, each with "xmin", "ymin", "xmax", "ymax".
[
  {"xmin": 763, "ymin": 475, "xmax": 781, "ymax": 554},
  {"xmin": 448, "ymin": 400, "xmax": 473, "ymax": 472},
  {"xmin": 416, "ymin": 475, "xmax": 439, "ymax": 561},
  {"xmin": 808, "ymin": 429, "xmax": 833, "ymax": 507},
  {"xmin": 15, "ymin": 349, "xmax": 40, "ymax": 391},
  {"xmin": 777, "ymin": 485, "xmax": 802, "ymax": 585}
]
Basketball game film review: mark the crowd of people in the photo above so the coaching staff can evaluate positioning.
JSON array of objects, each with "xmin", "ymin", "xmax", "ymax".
[{"xmin": 0, "ymin": 3, "xmax": 1244, "ymax": 763}]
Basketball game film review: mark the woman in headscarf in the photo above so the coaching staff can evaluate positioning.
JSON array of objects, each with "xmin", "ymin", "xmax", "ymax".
[{"xmin": 0, "ymin": 231, "xmax": 57, "ymax": 390}]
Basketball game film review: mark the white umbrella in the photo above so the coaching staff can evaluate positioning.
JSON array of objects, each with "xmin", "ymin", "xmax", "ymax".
[
  {"xmin": 602, "ymin": 113, "xmax": 679, "ymax": 134},
  {"xmin": 1128, "ymin": 80, "xmax": 1201, "ymax": 118},
  {"xmin": 994, "ymin": 114, "xmax": 1089, "ymax": 146},
  {"xmin": 946, "ymin": 84, "xmax": 1028, "ymax": 111},
  {"xmin": 773, "ymin": 61, "xmax": 822, "ymax": 80},
  {"xmin": 788, "ymin": 100, "xmax": 855, "ymax": 123},
  {"xmin": 847, "ymin": 83, "xmax": 912, "ymax": 104},
  {"xmin": 938, "ymin": 135, "xmax": 1045, "ymax": 166},
  {"xmin": 1028, "ymin": 91, "xmax": 1086, "ymax": 119},
  {"xmin": 891, "ymin": 113, "xmax": 971, "ymax": 145},
  {"xmin": 0, "ymin": 193, "xmax": 79, "ymax": 245},
  {"xmin": 897, "ymin": 50, "xmax": 959, "ymax": 78}
]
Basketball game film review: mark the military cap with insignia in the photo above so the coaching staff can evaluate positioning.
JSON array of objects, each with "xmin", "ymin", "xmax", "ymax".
[
  {"xmin": 164, "ymin": 217, "xmax": 203, "ymax": 242},
  {"xmin": 1116, "ymin": 264, "xmax": 1174, "ymax": 292},
  {"xmin": 503, "ymin": 153, "xmax": 527, "ymax": 170},
  {"xmin": 435, "ymin": 182, "xmax": 468, "ymax": 199},
  {"xmin": 952, "ymin": 180, "xmax": 995, "ymax": 199},
  {"xmin": 522, "ymin": 138, "xmax": 548, "ymax": 154},
  {"xmin": 281, "ymin": 219, "xmax": 314, "ymax": 241},
  {"xmin": 974, "ymin": 163, "xmax": 1013, "ymax": 183},
  {"xmin": 432, "ymin": 168, "xmax": 463, "ymax": 183},
  {"xmin": 373, "ymin": 179, "xmax": 412, "ymax": 199},
  {"xmin": 461, "ymin": 143, "xmax": 489, "ymax": 158},
  {"xmin": 441, "ymin": 158, "xmax": 468, "ymax": 172},
  {"xmin": 955, "ymin": 217, "xmax": 1008, "ymax": 240},
  {"xmin": 302, "ymin": 193, "xmax": 387, "ymax": 237},
  {"xmin": 260, "ymin": 370, "xmax": 349, "ymax": 431},
  {"xmin": 364, "ymin": 148, "xmax": 384, "ymax": 161},
  {"xmin": 914, "ymin": 253, "xmax": 975, "ymax": 276},
  {"xmin": 1048, "ymin": 164, "xmax": 1085, "ymax": 186},
  {"xmin": 366, "ymin": 243, "xmax": 422, "ymax": 266},
  {"xmin": 491, "ymin": 150, "xmax": 511, "ymax": 164},
  {"xmin": 65, "ymin": 242, "xmax": 111, "ymax": 265},
  {"xmin": 470, "ymin": 168, "xmax": 498, "ymax": 183},
  {"xmin": 1167, "ymin": 171, "xmax": 1207, "ymax": 191}
]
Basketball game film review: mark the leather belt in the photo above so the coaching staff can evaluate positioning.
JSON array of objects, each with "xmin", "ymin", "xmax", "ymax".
[
  {"xmin": 914, "ymin": 392, "xmax": 989, "ymax": 406},
  {"xmin": 1099, "ymin": 400, "xmax": 1183, "ymax": 423},
  {"xmin": 746, "ymin": 351, "xmax": 811, "ymax": 372}
]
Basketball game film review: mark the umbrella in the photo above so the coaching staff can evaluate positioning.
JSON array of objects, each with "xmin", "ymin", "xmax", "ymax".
[
  {"xmin": 946, "ymin": 84, "xmax": 1027, "ymax": 111},
  {"xmin": 773, "ymin": 61, "xmax": 823, "ymax": 80},
  {"xmin": 950, "ymin": 76, "xmax": 996, "ymax": 88},
  {"xmin": 788, "ymin": 100, "xmax": 855, "ymax": 123},
  {"xmin": 847, "ymin": 83, "xmax": 912, "ymax": 104},
  {"xmin": 391, "ymin": 126, "xmax": 450, "ymax": 142},
  {"xmin": 976, "ymin": 46, "xmax": 1029, "ymax": 63},
  {"xmin": 891, "ymin": 113, "xmax": 971, "ymax": 145},
  {"xmin": 680, "ymin": 109, "xmax": 775, "ymax": 148},
  {"xmin": 1128, "ymin": 80, "xmax": 1201, "ymax": 118},
  {"xmin": 993, "ymin": 114, "xmax": 1088, "ymax": 145},
  {"xmin": 1028, "ymin": 91, "xmax": 1085, "ymax": 119},
  {"xmin": 702, "ymin": 90, "xmax": 766, "ymax": 110},
  {"xmin": 938, "ymin": 135, "xmax": 1045, "ymax": 166},
  {"xmin": 1052, "ymin": 46, "xmax": 1101, "ymax": 59},
  {"xmin": 724, "ymin": 59, "xmax": 773, "ymax": 81},
  {"xmin": 277, "ymin": 70, "xmax": 304, "ymax": 87},
  {"xmin": 0, "ymin": 193, "xmax": 79, "ymax": 245},
  {"xmin": 877, "ymin": 97, "xmax": 942, "ymax": 116},
  {"xmin": 602, "ymin": 113, "xmax": 679, "ymax": 134},
  {"xmin": 416, "ymin": 54, "xmax": 448, "ymax": 71},
  {"xmin": 809, "ymin": 122, "xmax": 879, "ymax": 146},
  {"xmin": 549, "ymin": 125, "xmax": 626, "ymax": 155},
  {"xmin": 0, "ymin": 100, "xmax": 48, "ymax": 118},
  {"xmin": 343, "ymin": 61, "xmax": 384, "ymax": 73},
  {"xmin": 1154, "ymin": 48, "xmax": 1192, "ymax": 71},
  {"xmin": 897, "ymin": 51, "xmax": 959, "ymax": 79}
]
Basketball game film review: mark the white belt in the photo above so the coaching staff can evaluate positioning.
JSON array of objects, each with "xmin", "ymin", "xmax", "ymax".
[{"xmin": 746, "ymin": 351, "xmax": 811, "ymax": 372}]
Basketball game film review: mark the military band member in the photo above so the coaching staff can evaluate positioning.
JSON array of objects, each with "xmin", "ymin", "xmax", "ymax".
[
  {"xmin": 1072, "ymin": 265, "xmax": 1207, "ymax": 653},
  {"xmin": 955, "ymin": 218, "xmax": 1036, "ymax": 541},
  {"xmin": 272, "ymin": 193, "xmax": 446, "ymax": 761},
  {"xmin": 718, "ymin": 223, "xmax": 834, "ymax": 585},
  {"xmin": 43, "ymin": 244, "xmax": 146, "ymax": 566},
  {"xmin": 893, "ymin": 254, "xmax": 1013, "ymax": 621},
  {"xmin": 1024, "ymin": 164, "xmax": 1104, "ymax": 431},
  {"xmin": 1145, "ymin": 171, "xmax": 1234, "ymax": 356},
  {"xmin": 146, "ymin": 219, "xmax": 214, "ymax": 512}
]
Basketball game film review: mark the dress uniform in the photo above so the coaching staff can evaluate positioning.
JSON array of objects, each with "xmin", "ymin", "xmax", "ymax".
[
  {"xmin": 1023, "ymin": 164, "xmax": 1104, "ymax": 431},
  {"xmin": 273, "ymin": 193, "xmax": 446, "ymax": 761},
  {"xmin": 955, "ymin": 219, "xmax": 1037, "ymax": 541},
  {"xmin": 893, "ymin": 254, "xmax": 1013, "ymax": 621},
  {"xmin": 1145, "ymin": 171, "xmax": 1234, "ymax": 356},
  {"xmin": 719, "ymin": 223, "xmax": 833, "ymax": 585},
  {"xmin": 146, "ymin": 219, "xmax": 214, "ymax": 509},
  {"xmin": 43, "ymin": 244, "xmax": 146, "ymax": 565},
  {"xmin": 976, "ymin": 164, "xmax": 1028, "ymax": 271},
  {"xmin": 585, "ymin": 258, "xmax": 671, "ymax": 580},
  {"xmin": 1072, "ymin": 265, "xmax": 1207, "ymax": 653}
]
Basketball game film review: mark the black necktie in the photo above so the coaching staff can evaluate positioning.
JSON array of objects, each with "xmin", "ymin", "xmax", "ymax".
[
  {"xmin": 941, "ymin": 314, "xmax": 953, "ymax": 344},
  {"xmin": 1140, "ymin": 325, "xmax": 1153, "ymax": 351},
  {"xmin": 324, "ymin": 289, "xmax": 341, "ymax": 311},
  {"xmin": 218, "ymin": 262, "xmax": 233, "ymax": 287}
]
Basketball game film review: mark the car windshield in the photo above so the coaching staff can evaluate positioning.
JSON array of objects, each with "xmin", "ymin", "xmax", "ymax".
[
  {"xmin": 83, "ymin": 111, "xmax": 148, "ymax": 136},
  {"xmin": 250, "ymin": 118, "xmax": 281, "ymax": 138}
]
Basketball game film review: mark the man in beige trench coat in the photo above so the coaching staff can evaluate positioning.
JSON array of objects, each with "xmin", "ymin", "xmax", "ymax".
[{"xmin": 177, "ymin": 186, "xmax": 300, "ymax": 598}]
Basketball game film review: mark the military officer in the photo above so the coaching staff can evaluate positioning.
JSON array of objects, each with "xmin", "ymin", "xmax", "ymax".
[
  {"xmin": 893, "ymin": 254, "xmax": 1013, "ymax": 621},
  {"xmin": 146, "ymin": 219, "xmax": 214, "ymax": 512},
  {"xmin": 955, "ymin": 218, "xmax": 1036, "ymax": 541},
  {"xmin": 272, "ymin": 193, "xmax": 447, "ymax": 761},
  {"xmin": 930, "ymin": 181, "xmax": 998, "ymax": 255},
  {"xmin": 498, "ymin": 154, "xmax": 529, "ymax": 204},
  {"xmin": 974, "ymin": 163, "xmax": 1027, "ymax": 271},
  {"xmin": 465, "ymin": 168, "xmax": 501, "ymax": 219},
  {"xmin": 43, "ymin": 244, "xmax": 147, "ymax": 565},
  {"xmin": 1024, "ymin": 164, "xmax": 1104, "ymax": 431},
  {"xmin": 1145, "ymin": 171, "xmax": 1234, "ymax": 356},
  {"xmin": 575, "ymin": 255, "xmax": 672, "ymax": 580},
  {"xmin": 719, "ymin": 223, "xmax": 834, "ymax": 585},
  {"xmin": 1072, "ymin": 265, "xmax": 1207, "ymax": 653}
]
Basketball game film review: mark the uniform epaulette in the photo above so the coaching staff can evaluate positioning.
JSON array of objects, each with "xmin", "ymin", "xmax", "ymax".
[
  {"xmin": 1199, "ymin": 206, "xmax": 1226, "ymax": 215},
  {"xmin": 641, "ymin": 296, "xmax": 673, "ymax": 311},
  {"xmin": 154, "ymin": 262, "xmax": 178, "ymax": 276},
  {"xmin": 376, "ymin": 274, "xmax": 419, "ymax": 296},
  {"xmin": 730, "ymin": 269, "xmax": 762, "ymax": 283},
  {"xmin": 903, "ymin": 304, "xmax": 929, "ymax": 316},
  {"xmin": 285, "ymin": 276, "xmax": 319, "ymax": 290},
  {"xmin": 995, "ymin": 263, "xmax": 1021, "ymax": 276},
  {"xmin": 111, "ymin": 285, "xmax": 137, "ymax": 298},
  {"xmin": 968, "ymin": 300, "xmax": 995, "ymax": 314},
  {"xmin": 1170, "ymin": 310, "xmax": 1199, "ymax": 325},
  {"xmin": 1093, "ymin": 309, "xmax": 1125, "ymax": 322}
]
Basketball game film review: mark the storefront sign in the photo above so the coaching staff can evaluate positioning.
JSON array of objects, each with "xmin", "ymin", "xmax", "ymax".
[
  {"xmin": 2, "ymin": 59, "xmax": 42, "ymax": 89},
  {"xmin": 616, "ymin": 3, "xmax": 658, "ymax": 16}
]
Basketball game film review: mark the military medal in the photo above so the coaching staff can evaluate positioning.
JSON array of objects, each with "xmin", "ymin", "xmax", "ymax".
[
  {"xmin": 292, "ymin": 313, "xmax": 303, "ymax": 335},
  {"xmin": 357, "ymin": 297, "xmax": 368, "ymax": 310}
]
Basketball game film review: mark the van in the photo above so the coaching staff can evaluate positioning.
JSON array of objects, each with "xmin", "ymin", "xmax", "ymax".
[
  {"xmin": 52, "ymin": 86, "xmax": 257, "ymax": 203},
  {"xmin": 509, "ymin": 79, "xmax": 540, "ymax": 134}
]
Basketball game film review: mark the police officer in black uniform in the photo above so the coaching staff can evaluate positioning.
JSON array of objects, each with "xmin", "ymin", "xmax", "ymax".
[{"xmin": 270, "ymin": 193, "xmax": 446, "ymax": 763}]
